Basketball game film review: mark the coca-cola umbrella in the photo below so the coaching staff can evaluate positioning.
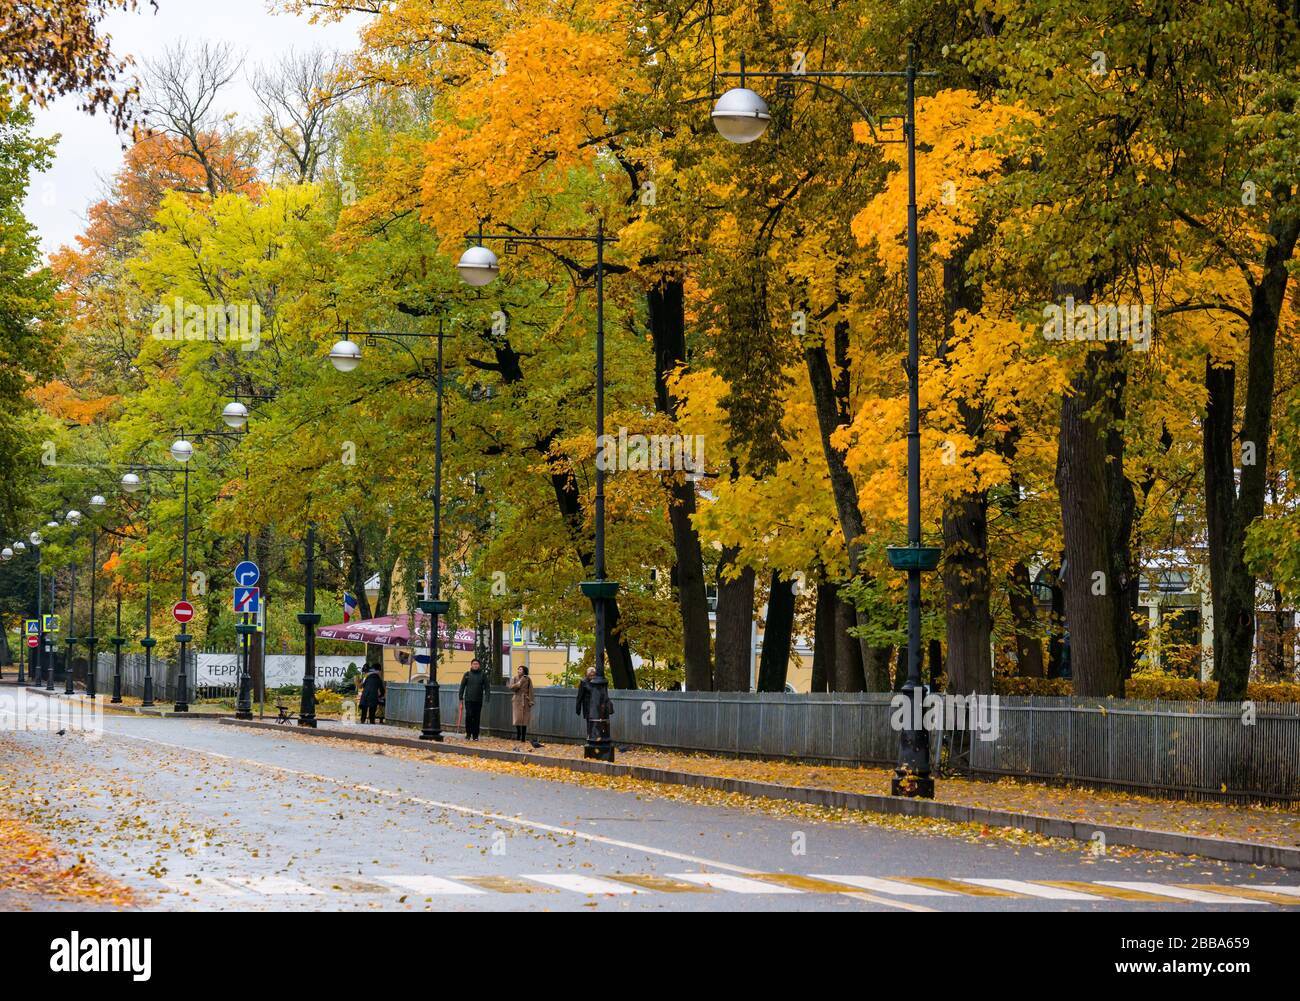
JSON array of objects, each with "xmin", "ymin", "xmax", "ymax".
[{"xmin": 317, "ymin": 613, "xmax": 502, "ymax": 652}]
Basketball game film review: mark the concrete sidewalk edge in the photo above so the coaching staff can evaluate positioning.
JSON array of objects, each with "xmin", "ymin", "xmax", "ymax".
[{"xmin": 217, "ymin": 717, "xmax": 1300, "ymax": 871}]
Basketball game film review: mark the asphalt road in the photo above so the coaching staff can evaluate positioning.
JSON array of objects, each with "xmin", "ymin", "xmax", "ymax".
[{"xmin": 2, "ymin": 689, "xmax": 1297, "ymax": 912}]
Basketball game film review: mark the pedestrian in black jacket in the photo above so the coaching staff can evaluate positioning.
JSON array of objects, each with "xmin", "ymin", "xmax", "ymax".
[
  {"xmin": 359, "ymin": 665, "xmax": 385, "ymax": 724},
  {"xmin": 576, "ymin": 666, "xmax": 613, "ymax": 740},
  {"xmin": 458, "ymin": 658, "xmax": 491, "ymax": 740}
]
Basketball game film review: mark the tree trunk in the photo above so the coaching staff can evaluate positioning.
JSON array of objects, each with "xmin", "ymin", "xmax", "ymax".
[
  {"xmin": 927, "ymin": 638, "xmax": 944, "ymax": 687},
  {"xmin": 714, "ymin": 545, "xmax": 755, "ymax": 691},
  {"xmin": 648, "ymin": 278, "xmax": 713, "ymax": 691},
  {"xmin": 833, "ymin": 594, "xmax": 866, "ymax": 691},
  {"xmin": 1047, "ymin": 574, "xmax": 1066, "ymax": 679},
  {"xmin": 1008, "ymin": 561, "xmax": 1045, "ymax": 678},
  {"xmin": 1204, "ymin": 205, "xmax": 1299, "ymax": 701},
  {"xmin": 756, "ymin": 571, "xmax": 795, "ymax": 692},
  {"xmin": 1056, "ymin": 345, "xmax": 1134, "ymax": 697},
  {"xmin": 804, "ymin": 328, "xmax": 889, "ymax": 690},
  {"xmin": 942, "ymin": 491, "xmax": 993, "ymax": 694},
  {"xmin": 811, "ymin": 580, "xmax": 836, "ymax": 692}
]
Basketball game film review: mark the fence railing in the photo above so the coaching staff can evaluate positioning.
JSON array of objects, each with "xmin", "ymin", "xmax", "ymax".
[
  {"xmin": 94, "ymin": 652, "xmax": 187, "ymax": 703},
  {"xmin": 381, "ymin": 683, "xmax": 1300, "ymax": 802}
]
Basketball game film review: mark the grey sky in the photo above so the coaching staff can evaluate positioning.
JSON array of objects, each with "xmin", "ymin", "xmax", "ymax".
[{"xmin": 24, "ymin": 0, "xmax": 363, "ymax": 258}]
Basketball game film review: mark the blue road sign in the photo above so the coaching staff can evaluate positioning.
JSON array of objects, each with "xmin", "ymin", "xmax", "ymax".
[
  {"xmin": 511, "ymin": 618, "xmax": 524, "ymax": 648},
  {"xmin": 25, "ymin": 619, "xmax": 39, "ymax": 636},
  {"xmin": 235, "ymin": 560, "xmax": 260, "ymax": 587},
  {"xmin": 42, "ymin": 614, "xmax": 60, "ymax": 633},
  {"xmin": 233, "ymin": 586, "xmax": 261, "ymax": 615}
]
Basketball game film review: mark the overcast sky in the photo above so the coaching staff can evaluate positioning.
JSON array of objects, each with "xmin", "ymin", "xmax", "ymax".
[{"xmin": 24, "ymin": 0, "xmax": 364, "ymax": 258}]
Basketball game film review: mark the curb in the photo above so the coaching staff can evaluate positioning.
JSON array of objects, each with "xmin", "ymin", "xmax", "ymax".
[
  {"xmin": 23, "ymin": 688, "xmax": 237, "ymax": 720},
  {"xmin": 218, "ymin": 717, "xmax": 1300, "ymax": 871}
]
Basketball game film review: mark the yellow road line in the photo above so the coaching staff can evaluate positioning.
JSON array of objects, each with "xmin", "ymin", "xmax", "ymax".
[
  {"xmin": 894, "ymin": 877, "xmax": 1021, "ymax": 897},
  {"xmin": 1038, "ymin": 881, "xmax": 1185, "ymax": 903},
  {"xmin": 456, "ymin": 875, "xmax": 556, "ymax": 894},
  {"xmin": 1179, "ymin": 884, "xmax": 1300, "ymax": 906},
  {"xmin": 605, "ymin": 874, "xmax": 712, "ymax": 893}
]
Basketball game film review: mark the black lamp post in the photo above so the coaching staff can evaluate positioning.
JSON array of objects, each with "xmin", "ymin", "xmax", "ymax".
[
  {"xmin": 170, "ymin": 437, "xmax": 194, "ymax": 713},
  {"xmin": 110, "ymin": 586, "xmax": 124, "ymax": 704},
  {"xmin": 63, "ymin": 556, "xmax": 76, "ymax": 695},
  {"xmin": 45, "ymin": 567, "xmax": 55, "ymax": 692},
  {"xmin": 84, "ymin": 496, "xmax": 106, "ymax": 699},
  {"xmin": 328, "ymin": 317, "xmax": 456, "ymax": 741},
  {"xmin": 456, "ymin": 223, "xmax": 619, "ymax": 762},
  {"xmin": 122, "ymin": 471, "xmax": 157, "ymax": 707},
  {"xmin": 712, "ymin": 45, "xmax": 941, "ymax": 797},
  {"xmin": 297, "ymin": 523, "xmax": 319, "ymax": 728}
]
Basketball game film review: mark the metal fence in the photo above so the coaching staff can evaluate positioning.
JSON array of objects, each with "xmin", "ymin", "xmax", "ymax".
[
  {"xmin": 382, "ymin": 683, "xmax": 1300, "ymax": 802},
  {"xmin": 94, "ymin": 652, "xmax": 188, "ymax": 703}
]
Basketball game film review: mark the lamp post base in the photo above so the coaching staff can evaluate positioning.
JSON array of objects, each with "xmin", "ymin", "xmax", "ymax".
[
  {"xmin": 419, "ymin": 682, "xmax": 443, "ymax": 741},
  {"xmin": 890, "ymin": 770, "xmax": 935, "ymax": 798},
  {"xmin": 173, "ymin": 635, "xmax": 191, "ymax": 713}
]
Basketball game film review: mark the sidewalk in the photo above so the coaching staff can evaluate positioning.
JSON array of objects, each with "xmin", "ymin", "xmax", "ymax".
[{"xmin": 269, "ymin": 718, "xmax": 1300, "ymax": 861}]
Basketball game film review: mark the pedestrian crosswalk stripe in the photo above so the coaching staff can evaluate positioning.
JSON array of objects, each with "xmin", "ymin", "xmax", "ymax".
[
  {"xmin": 379, "ymin": 875, "xmax": 485, "ymax": 895},
  {"xmin": 1037, "ymin": 881, "xmax": 1183, "ymax": 902},
  {"xmin": 324, "ymin": 877, "xmax": 392, "ymax": 894},
  {"xmin": 892, "ymin": 877, "xmax": 1019, "ymax": 897},
  {"xmin": 1097, "ymin": 882, "xmax": 1269, "ymax": 905},
  {"xmin": 1181, "ymin": 884, "xmax": 1300, "ymax": 906},
  {"xmin": 160, "ymin": 876, "xmax": 246, "ymax": 897},
  {"xmin": 753, "ymin": 873, "xmax": 870, "ymax": 894},
  {"xmin": 457, "ymin": 875, "xmax": 557, "ymax": 894},
  {"xmin": 225, "ymin": 876, "xmax": 321, "ymax": 895},
  {"xmin": 604, "ymin": 873, "xmax": 712, "ymax": 893},
  {"xmin": 155, "ymin": 871, "xmax": 1300, "ymax": 903},
  {"xmin": 958, "ymin": 879, "xmax": 1103, "ymax": 901},
  {"xmin": 813, "ymin": 875, "xmax": 957, "ymax": 897},
  {"xmin": 670, "ymin": 872, "xmax": 801, "ymax": 894},
  {"xmin": 524, "ymin": 874, "xmax": 643, "ymax": 894}
]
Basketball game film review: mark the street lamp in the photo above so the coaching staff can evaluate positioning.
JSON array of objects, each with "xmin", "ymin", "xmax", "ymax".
[
  {"xmin": 170, "ymin": 438, "xmax": 193, "ymax": 713},
  {"xmin": 82, "ymin": 494, "xmax": 107, "ymax": 699},
  {"xmin": 62, "ymin": 510, "xmax": 79, "ymax": 695},
  {"xmin": 458, "ymin": 223, "xmax": 618, "ymax": 762},
  {"xmin": 122, "ymin": 471, "xmax": 157, "ymax": 707},
  {"xmin": 713, "ymin": 46, "xmax": 940, "ymax": 798},
  {"xmin": 326, "ymin": 318, "xmax": 455, "ymax": 742},
  {"xmin": 327, "ymin": 339, "xmax": 362, "ymax": 373},
  {"xmin": 221, "ymin": 401, "xmax": 249, "ymax": 429},
  {"xmin": 455, "ymin": 245, "xmax": 499, "ymax": 287},
  {"xmin": 121, "ymin": 473, "xmax": 142, "ymax": 494}
]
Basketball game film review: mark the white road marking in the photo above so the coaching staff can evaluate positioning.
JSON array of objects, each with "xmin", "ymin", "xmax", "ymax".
[
  {"xmin": 524, "ymin": 874, "xmax": 642, "ymax": 895},
  {"xmin": 959, "ymin": 878, "xmax": 1103, "ymax": 900},
  {"xmin": 1098, "ymin": 882, "xmax": 1268, "ymax": 905},
  {"xmin": 671, "ymin": 872, "xmax": 801, "ymax": 893},
  {"xmin": 814, "ymin": 874, "xmax": 957, "ymax": 896},
  {"xmin": 225, "ymin": 875, "xmax": 322, "ymax": 895},
  {"xmin": 159, "ymin": 876, "xmax": 247, "ymax": 897},
  {"xmin": 1248, "ymin": 884, "xmax": 1300, "ymax": 897},
  {"xmin": 378, "ymin": 876, "xmax": 484, "ymax": 895}
]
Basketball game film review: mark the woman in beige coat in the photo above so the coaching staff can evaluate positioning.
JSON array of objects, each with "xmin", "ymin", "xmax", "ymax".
[{"xmin": 508, "ymin": 665, "xmax": 536, "ymax": 746}]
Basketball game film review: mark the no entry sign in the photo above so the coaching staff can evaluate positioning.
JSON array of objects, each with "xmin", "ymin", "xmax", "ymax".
[
  {"xmin": 172, "ymin": 601, "xmax": 195, "ymax": 624},
  {"xmin": 27, "ymin": 635, "xmax": 38, "ymax": 648}
]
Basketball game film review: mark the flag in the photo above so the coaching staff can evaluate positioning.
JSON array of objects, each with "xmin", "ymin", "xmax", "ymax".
[{"xmin": 342, "ymin": 592, "xmax": 358, "ymax": 623}]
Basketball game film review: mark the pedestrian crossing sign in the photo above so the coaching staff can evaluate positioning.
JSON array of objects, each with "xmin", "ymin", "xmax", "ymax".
[
  {"xmin": 511, "ymin": 619, "xmax": 524, "ymax": 648},
  {"xmin": 25, "ymin": 619, "xmax": 38, "ymax": 636},
  {"xmin": 42, "ymin": 614, "xmax": 60, "ymax": 633}
]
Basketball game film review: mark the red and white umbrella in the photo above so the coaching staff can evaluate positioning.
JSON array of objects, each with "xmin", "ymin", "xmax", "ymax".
[{"xmin": 316, "ymin": 613, "xmax": 502, "ymax": 652}]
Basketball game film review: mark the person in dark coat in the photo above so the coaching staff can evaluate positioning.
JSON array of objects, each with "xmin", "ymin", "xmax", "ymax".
[
  {"xmin": 359, "ymin": 664, "xmax": 385, "ymax": 724},
  {"xmin": 458, "ymin": 658, "xmax": 491, "ymax": 740},
  {"xmin": 576, "ymin": 666, "xmax": 613, "ymax": 740}
]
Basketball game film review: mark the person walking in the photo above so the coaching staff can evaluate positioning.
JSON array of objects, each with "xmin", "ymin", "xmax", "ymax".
[
  {"xmin": 458, "ymin": 657, "xmax": 491, "ymax": 740},
  {"xmin": 508, "ymin": 664, "xmax": 536, "ymax": 748},
  {"xmin": 358, "ymin": 663, "xmax": 385, "ymax": 725},
  {"xmin": 576, "ymin": 665, "xmax": 613, "ymax": 741}
]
